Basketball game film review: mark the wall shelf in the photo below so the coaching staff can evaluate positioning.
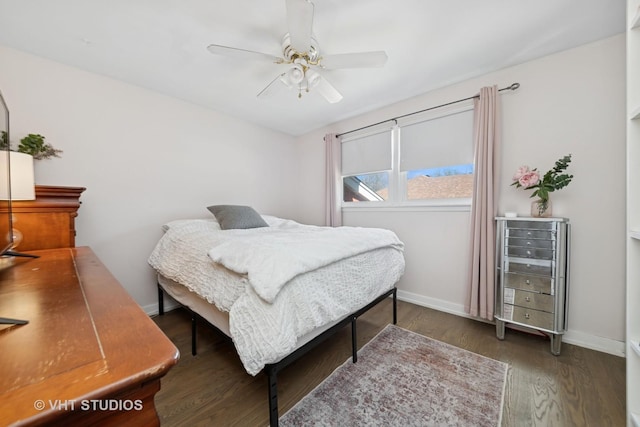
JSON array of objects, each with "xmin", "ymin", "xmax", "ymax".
[
  {"xmin": 630, "ymin": 230, "xmax": 640, "ymax": 240},
  {"xmin": 633, "ymin": 412, "xmax": 640, "ymax": 427},
  {"xmin": 633, "ymin": 341, "xmax": 640, "ymax": 357},
  {"xmin": 632, "ymin": 106, "xmax": 640, "ymax": 120}
]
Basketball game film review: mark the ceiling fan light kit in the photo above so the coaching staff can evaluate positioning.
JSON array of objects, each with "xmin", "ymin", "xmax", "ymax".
[
  {"xmin": 286, "ymin": 64, "xmax": 305, "ymax": 85},
  {"xmin": 206, "ymin": 0, "xmax": 387, "ymax": 103}
]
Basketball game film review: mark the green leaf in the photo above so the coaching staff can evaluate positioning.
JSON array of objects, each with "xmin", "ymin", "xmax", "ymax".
[
  {"xmin": 17, "ymin": 134, "xmax": 62, "ymax": 160},
  {"xmin": 513, "ymin": 154, "xmax": 573, "ymax": 200},
  {"xmin": 537, "ymin": 187, "xmax": 549, "ymax": 201}
]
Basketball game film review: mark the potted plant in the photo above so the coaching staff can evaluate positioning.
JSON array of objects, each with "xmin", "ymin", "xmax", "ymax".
[
  {"xmin": 511, "ymin": 154, "xmax": 573, "ymax": 217},
  {"xmin": 16, "ymin": 134, "xmax": 62, "ymax": 160},
  {"xmin": 1, "ymin": 131, "xmax": 62, "ymax": 160},
  {"xmin": 0, "ymin": 130, "xmax": 8, "ymax": 150}
]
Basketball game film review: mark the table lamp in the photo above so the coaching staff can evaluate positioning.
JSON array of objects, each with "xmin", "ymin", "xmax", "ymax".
[
  {"xmin": 0, "ymin": 152, "xmax": 35, "ymax": 251},
  {"xmin": 0, "ymin": 151, "xmax": 35, "ymax": 326}
]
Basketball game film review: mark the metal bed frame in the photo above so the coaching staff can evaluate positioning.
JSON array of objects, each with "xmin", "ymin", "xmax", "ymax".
[{"xmin": 158, "ymin": 284, "xmax": 397, "ymax": 427}]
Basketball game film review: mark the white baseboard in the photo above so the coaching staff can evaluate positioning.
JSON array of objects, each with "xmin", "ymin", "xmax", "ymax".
[
  {"xmin": 142, "ymin": 299, "xmax": 180, "ymax": 316},
  {"xmin": 562, "ymin": 329, "xmax": 625, "ymax": 357},
  {"xmin": 396, "ymin": 289, "xmax": 481, "ymax": 321},
  {"xmin": 396, "ymin": 289, "xmax": 625, "ymax": 358},
  {"xmin": 142, "ymin": 287, "xmax": 625, "ymax": 357}
]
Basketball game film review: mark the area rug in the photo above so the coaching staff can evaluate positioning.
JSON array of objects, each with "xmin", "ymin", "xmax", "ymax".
[{"xmin": 280, "ymin": 324, "xmax": 508, "ymax": 427}]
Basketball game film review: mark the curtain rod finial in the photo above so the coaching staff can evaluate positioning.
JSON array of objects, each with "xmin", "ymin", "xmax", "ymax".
[{"xmin": 509, "ymin": 83, "xmax": 520, "ymax": 90}]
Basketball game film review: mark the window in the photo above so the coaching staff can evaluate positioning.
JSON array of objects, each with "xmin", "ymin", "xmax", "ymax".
[
  {"xmin": 341, "ymin": 129, "xmax": 392, "ymax": 203},
  {"xmin": 400, "ymin": 109, "xmax": 474, "ymax": 200},
  {"xmin": 404, "ymin": 164, "xmax": 474, "ymax": 200},
  {"xmin": 343, "ymin": 173, "xmax": 388, "ymax": 202},
  {"xmin": 341, "ymin": 105, "xmax": 474, "ymax": 206}
]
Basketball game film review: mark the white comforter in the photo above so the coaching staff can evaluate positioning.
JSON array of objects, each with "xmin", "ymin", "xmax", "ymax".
[
  {"xmin": 208, "ymin": 223, "xmax": 403, "ymax": 303},
  {"xmin": 148, "ymin": 216, "xmax": 405, "ymax": 375}
]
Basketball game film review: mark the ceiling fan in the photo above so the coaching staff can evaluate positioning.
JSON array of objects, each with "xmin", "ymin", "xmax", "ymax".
[{"xmin": 206, "ymin": 0, "xmax": 388, "ymax": 103}]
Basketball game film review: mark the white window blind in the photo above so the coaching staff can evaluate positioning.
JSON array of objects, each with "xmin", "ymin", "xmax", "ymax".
[
  {"xmin": 341, "ymin": 130, "xmax": 392, "ymax": 176},
  {"xmin": 399, "ymin": 109, "xmax": 474, "ymax": 171}
]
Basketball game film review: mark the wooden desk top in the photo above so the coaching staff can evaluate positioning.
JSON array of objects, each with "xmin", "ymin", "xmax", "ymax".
[{"xmin": 0, "ymin": 247, "xmax": 179, "ymax": 426}]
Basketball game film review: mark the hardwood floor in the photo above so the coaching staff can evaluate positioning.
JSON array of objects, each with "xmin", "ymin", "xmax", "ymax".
[{"xmin": 152, "ymin": 299, "xmax": 625, "ymax": 426}]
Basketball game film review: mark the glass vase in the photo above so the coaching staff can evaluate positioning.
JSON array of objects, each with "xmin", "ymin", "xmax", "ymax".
[{"xmin": 531, "ymin": 199, "xmax": 552, "ymax": 218}]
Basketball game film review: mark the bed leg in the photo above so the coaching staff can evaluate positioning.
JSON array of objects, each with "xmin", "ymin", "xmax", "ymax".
[
  {"xmin": 191, "ymin": 312, "xmax": 197, "ymax": 356},
  {"xmin": 157, "ymin": 284, "xmax": 164, "ymax": 316},
  {"xmin": 351, "ymin": 316, "xmax": 358, "ymax": 363},
  {"xmin": 393, "ymin": 287, "xmax": 397, "ymax": 325},
  {"xmin": 267, "ymin": 367, "xmax": 279, "ymax": 427}
]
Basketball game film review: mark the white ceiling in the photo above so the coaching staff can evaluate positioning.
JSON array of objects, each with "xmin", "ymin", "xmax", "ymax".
[{"xmin": 0, "ymin": 1, "xmax": 626, "ymax": 136}]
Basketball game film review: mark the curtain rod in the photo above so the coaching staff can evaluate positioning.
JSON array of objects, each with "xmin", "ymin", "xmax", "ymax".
[{"xmin": 336, "ymin": 82, "xmax": 520, "ymax": 138}]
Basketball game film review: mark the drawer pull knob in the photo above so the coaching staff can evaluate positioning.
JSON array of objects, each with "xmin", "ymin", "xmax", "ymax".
[
  {"xmin": 527, "ymin": 232, "xmax": 532, "ymax": 236},
  {"xmin": 525, "ymin": 313, "xmax": 531, "ymax": 319},
  {"xmin": 526, "ymin": 241, "xmax": 531, "ymax": 245},
  {"xmin": 525, "ymin": 296, "xmax": 531, "ymax": 302},
  {"xmin": 525, "ymin": 280, "xmax": 531, "ymax": 284},
  {"xmin": 526, "ymin": 250, "xmax": 532, "ymax": 255}
]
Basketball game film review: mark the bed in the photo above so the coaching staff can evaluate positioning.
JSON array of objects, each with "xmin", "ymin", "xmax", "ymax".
[{"xmin": 148, "ymin": 206, "xmax": 405, "ymax": 426}]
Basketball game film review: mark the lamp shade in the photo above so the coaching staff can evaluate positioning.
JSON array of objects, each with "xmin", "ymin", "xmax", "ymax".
[
  {"xmin": 286, "ymin": 65, "xmax": 305, "ymax": 85},
  {"xmin": 0, "ymin": 152, "xmax": 35, "ymax": 200}
]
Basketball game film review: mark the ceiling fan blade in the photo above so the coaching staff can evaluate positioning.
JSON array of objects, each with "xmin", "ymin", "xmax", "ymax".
[
  {"xmin": 286, "ymin": 0, "xmax": 314, "ymax": 53},
  {"xmin": 207, "ymin": 44, "xmax": 284, "ymax": 64},
  {"xmin": 315, "ymin": 76, "xmax": 343, "ymax": 104},
  {"xmin": 257, "ymin": 73, "xmax": 289, "ymax": 99},
  {"xmin": 320, "ymin": 51, "xmax": 388, "ymax": 69}
]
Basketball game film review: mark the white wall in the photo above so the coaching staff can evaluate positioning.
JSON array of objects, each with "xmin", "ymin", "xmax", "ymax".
[
  {"xmin": 0, "ymin": 45, "xmax": 298, "ymax": 312},
  {"xmin": 295, "ymin": 34, "xmax": 627, "ymax": 355},
  {"xmin": 0, "ymin": 34, "xmax": 626, "ymax": 355}
]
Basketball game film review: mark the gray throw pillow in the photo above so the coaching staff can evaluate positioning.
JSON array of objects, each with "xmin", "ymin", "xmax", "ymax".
[{"xmin": 207, "ymin": 205, "xmax": 269, "ymax": 230}]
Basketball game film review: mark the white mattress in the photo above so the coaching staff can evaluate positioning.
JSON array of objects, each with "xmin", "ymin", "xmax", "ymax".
[
  {"xmin": 158, "ymin": 274, "xmax": 231, "ymax": 336},
  {"xmin": 157, "ymin": 274, "xmax": 345, "ymax": 356}
]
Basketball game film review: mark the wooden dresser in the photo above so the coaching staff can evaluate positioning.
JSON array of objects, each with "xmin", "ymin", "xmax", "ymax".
[
  {"xmin": 0, "ymin": 185, "xmax": 179, "ymax": 426},
  {"xmin": 9, "ymin": 185, "xmax": 86, "ymax": 251},
  {"xmin": 0, "ymin": 248, "xmax": 179, "ymax": 426}
]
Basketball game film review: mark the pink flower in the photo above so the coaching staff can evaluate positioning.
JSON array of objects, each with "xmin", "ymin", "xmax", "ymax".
[
  {"xmin": 512, "ymin": 166, "xmax": 530, "ymax": 181},
  {"xmin": 518, "ymin": 171, "xmax": 540, "ymax": 188}
]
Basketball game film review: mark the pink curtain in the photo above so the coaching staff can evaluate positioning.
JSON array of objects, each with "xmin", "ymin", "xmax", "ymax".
[
  {"xmin": 466, "ymin": 86, "xmax": 500, "ymax": 320},
  {"xmin": 324, "ymin": 133, "xmax": 342, "ymax": 227}
]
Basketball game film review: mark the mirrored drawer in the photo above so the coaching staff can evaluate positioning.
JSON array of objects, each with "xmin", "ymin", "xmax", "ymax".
[
  {"xmin": 508, "ymin": 228, "xmax": 555, "ymax": 239},
  {"xmin": 504, "ymin": 272, "xmax": 553, "ymax": 294},
  {"xmin": 506, "ymin": 260, "xmax": 552, "ymax": 277},
  {"xmin": 504, "ymin": 288, "xmax": 554, "ymax": 312},
  {"xmin": 506, "ymin": 220, "xmax": 554, "ymax": 231},
  {"xmin": 507, "ymin": 237, "xmax": 554, "ymax": 250},
  {"xmin": 502, "ymin": 304, "xmax": 554, "ymax": 330},
  {"xmin": 507, "ymin": 246, "xmax": 554, "ymax": 260}
]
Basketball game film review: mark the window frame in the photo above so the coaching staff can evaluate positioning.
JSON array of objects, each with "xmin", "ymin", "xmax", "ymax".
[{"xmin": 341, "ymin": 102, "xmax": 475, "ymax": 210}]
